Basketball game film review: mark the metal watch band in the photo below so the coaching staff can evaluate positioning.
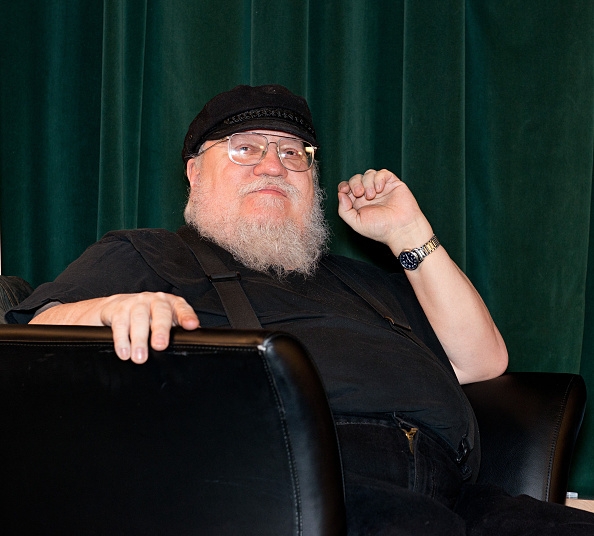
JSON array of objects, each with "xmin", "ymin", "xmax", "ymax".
[{"xmin": 413, "ymin": 235, "xmax": 440, "ymax": 262}]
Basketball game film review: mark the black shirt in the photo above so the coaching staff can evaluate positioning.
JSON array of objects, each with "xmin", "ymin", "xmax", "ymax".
[{"xmin": 8, "ymin": 227, "xmax": 477, "ymax": 462}]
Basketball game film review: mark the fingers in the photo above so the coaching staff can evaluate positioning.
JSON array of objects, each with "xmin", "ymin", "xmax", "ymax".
[
  {"xmin": 337, "ymin": 168, "xmax": 419, "ymax": 247},
  {"xmin": 110, "ymin": 309, "xmax": 134, "ymax": 362},
  {"xmin": 338, "ymin": 169, "xmax": 397, "ymax": 200},
  {"xmin": 360, "ymin": 169, "xmax": 382, "ymax": 199},
  {"xmin": 149, "ymin": 295, "xmax": 200, "ymax": 354},
  {"xmin": 173, "ymin": 298, "xmax": 201, "ymax": 330},
  {"xmin": 130, "ymin": 299, "xmax": 152, "ymax": 363},
  {"xmin": 147, "ymin": 294, "xmax": 179, "ymax": 353},
  {"xmin": 337, "ymin": 189, "xmax": 356, "ymax": 225},
  {"xmin": 103, "ymin": 293, "xmax": 199, "ymax": 364}
]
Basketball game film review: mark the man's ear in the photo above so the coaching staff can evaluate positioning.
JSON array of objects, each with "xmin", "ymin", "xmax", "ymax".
[{"xmin": 186, "ymin": 159, "xmax": 200, "ymax": 187}]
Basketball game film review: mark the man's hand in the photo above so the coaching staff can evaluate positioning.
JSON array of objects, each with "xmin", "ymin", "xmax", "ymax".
[
  {"xmin": 337, "ymin": 168, "xmax": 433, "ymax": 255},
  {"xmin": 30, "ymin": 292, "xmax": 200, "ymax": 364}
]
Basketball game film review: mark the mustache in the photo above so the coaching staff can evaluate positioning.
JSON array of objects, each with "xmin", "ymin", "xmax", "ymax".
[{"xmin": 238, "ymin": 176, "xmax": 302, "ymax": 199}]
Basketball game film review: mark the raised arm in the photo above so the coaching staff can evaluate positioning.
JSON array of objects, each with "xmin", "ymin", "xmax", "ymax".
[
  {"xmin": 30, "ymin": 293, "xmax": 200, "ymax": 364},
  {"xmin": 337, "ymin": 169, "xmax": 508, "ymax": 384}
]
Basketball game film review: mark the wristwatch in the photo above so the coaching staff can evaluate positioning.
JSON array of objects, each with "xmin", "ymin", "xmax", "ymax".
[{"xmin": 398, "ymin": 235, "xmax": 440, "ymax": 271}]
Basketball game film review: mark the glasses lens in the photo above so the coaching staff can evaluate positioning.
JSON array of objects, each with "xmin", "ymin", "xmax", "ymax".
[
  {"xmin": 228, "ymin": 134, "xmax": 267, "ymax": 166},
  {"xmin": 278, "ymin": 138, "xmax": 314, "ymax": 171},
  {"xmin": 228, "ymin": 133, "xmax": 315, "ymax": 171}
]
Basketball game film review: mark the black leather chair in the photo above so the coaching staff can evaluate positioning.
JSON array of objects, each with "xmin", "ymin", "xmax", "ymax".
[
  {"xmin": 0, "ymin": 324, "xmax": 346, "ymax": 536},
  {"xmin": 462, "ymin": 371, "xmax": 586, "ymax": 503},
  {"xmin": 0, "ymin": 275, "xmax": 588, "ymax": 532}
]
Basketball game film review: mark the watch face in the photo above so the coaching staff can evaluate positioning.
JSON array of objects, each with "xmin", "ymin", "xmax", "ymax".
[{"xmin": 399, "ymin": 251, "xmax": 419, "ymax": 270}]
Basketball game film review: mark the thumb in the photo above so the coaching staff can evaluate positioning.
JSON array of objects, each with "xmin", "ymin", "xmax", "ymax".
[{"xmin": 337, "ymin": 192, "xmax": 358, "ymax": 226}]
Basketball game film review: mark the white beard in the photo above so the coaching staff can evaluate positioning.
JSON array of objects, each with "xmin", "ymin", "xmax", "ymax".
[{"xmin": 184, "ymin": 174, "xmax": 329, "ymax": 278}]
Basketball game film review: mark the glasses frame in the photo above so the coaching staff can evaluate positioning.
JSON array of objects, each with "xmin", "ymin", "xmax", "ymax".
[{"xmin": 195, "ymin": 132, "xmax": 317, "ymax": 172}]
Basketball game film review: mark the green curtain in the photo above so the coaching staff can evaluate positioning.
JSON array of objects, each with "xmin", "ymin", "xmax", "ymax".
[{"xmin": 1, "ymin": 0, "xmax": 593, "ymax": 494}]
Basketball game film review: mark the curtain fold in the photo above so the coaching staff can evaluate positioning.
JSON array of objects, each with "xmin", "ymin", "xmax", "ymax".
[
  {"xmin": 575, "ymin": 155, "xmax": 594, "ymax": 493},
  {"xmin": 1, "ymin": 0, "xmax": 593, "ymax": 494},
  {"xmin": 466, "ymin": 1, "xmax": 594, "ymax": 374},
  {"xmin": 402, "ymin": 0, "xmax": 467, "ymax": 265},
  {"xmin": 308, "ymin": 0, "xmax": 405, "ymax": 266},
  {"xmin": 0, "ymin": 2, "xmax": 104, "ymax": 284},
  {"xmin": 97, "ymin": 0, "xmax": 147, "ymax": 233}
]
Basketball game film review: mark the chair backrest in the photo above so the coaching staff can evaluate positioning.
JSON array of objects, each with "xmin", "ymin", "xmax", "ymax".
[
  {"xmin": 463, "ymin": 371, "xmax": 587, "ymax": 503},
  {"xmin": 0, "ymin": 324, "xmax": 346, "ymax": 536}
]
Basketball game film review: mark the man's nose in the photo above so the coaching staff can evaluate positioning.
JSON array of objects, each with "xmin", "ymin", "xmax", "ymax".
[{"xmin": 253, "ymin": 142, "xmax": 287, "ymax": 176}]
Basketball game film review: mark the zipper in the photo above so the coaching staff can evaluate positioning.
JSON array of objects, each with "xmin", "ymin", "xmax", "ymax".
[{"xmin": 402, "ymin": 426, "xmax": 418, "ymax": 454}]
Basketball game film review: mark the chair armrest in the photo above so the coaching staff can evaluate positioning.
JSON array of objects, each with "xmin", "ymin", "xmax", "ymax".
[{"xmin": 462, "ymin": 372, "xmax": 586, "ymax": 503}]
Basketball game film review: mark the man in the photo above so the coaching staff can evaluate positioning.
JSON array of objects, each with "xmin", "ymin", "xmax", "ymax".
[{"xmin": 9, "ymin": 85, "xmax": 593, "ymax": 534}]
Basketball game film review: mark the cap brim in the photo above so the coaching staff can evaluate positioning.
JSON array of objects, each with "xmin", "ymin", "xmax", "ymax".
[{"xmin": 205, "ymin": 118, "xmax": 317, "ymax": 146}]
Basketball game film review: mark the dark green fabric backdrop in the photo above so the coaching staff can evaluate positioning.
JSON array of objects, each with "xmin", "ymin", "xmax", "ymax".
[{"xmin": 1, "ymin": 0, "xmax": 593, "ymax": 494}]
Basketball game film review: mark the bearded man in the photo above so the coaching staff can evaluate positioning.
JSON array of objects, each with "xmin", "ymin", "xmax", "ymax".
[{"xmin": 9, "ymin": 85, "xmax": 594, "ymax": 535}]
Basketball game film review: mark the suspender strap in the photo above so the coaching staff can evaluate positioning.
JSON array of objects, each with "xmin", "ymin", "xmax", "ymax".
[
  {"xmin": 321, "ymin": 256, "xmax": 412, "ymax": 332},
  {"xmin": 177, "ymin": 226, "xmax": 262, "ymax": 329},
  {"xmin": 321, "ymin": 255, "xmax": 459, "ymax": 366},
  {"xmin": 320, "ymin": 257, "xmax": 438, "ymax": 355}
]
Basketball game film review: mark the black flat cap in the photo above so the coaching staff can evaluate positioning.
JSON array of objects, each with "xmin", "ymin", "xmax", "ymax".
[{"xmin": 182, "ymin": 84, "xmax": 317, "ymax": 162}]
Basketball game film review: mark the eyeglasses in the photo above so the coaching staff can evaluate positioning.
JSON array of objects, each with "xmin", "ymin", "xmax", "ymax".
[{"xmin": 196, "ymin": 132, "xmax": 317, "ymax": 172}]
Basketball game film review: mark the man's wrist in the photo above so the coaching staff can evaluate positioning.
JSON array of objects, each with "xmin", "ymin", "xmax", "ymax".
[{"xmin": 398, "ymin": 235, "xmax": 441, "ymax": 271}]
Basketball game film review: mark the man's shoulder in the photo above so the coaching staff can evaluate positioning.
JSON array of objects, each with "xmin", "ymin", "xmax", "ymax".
[
  {"xmin": 98, "ymin": 227, "xmax": 206, "ymax": 286},
  {"xmin": 100, "ymin": 227, "xmax": 180, "ymax": 243},
  {"xmin": 99, "ymin": 227, "xmax": 195, "ymax": 266},
  {"xmin": 98, "ymin": 227, "xmax": 188, "ymax": 253}
]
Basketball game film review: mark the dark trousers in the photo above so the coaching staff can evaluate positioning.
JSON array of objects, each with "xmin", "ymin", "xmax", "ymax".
[{"xmin": 336, "ymin": 415, "xmax": 594, "ymax": 536}]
